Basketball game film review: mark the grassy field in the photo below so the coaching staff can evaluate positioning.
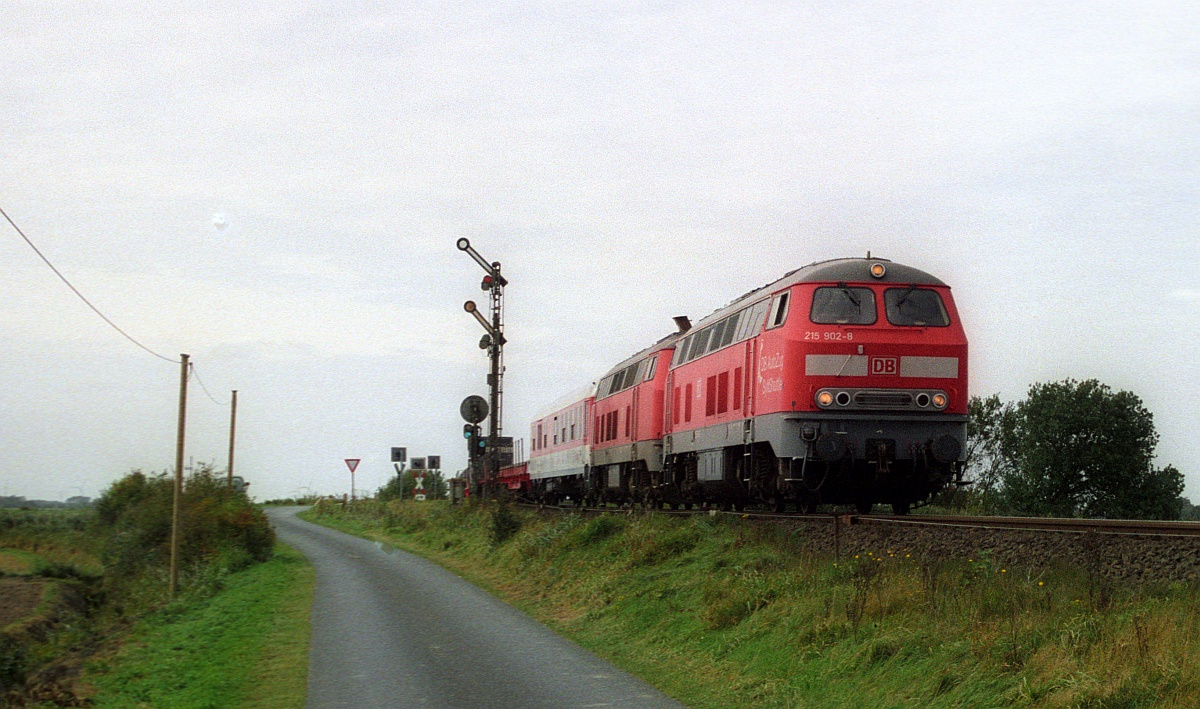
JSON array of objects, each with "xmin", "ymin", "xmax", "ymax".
[
  {"xmin": 306, "ymin": 501, "xmax": 1200, "ymax": 708},
  {"xmin": 0, "ymin": 507, "xmax": 315, "ymax": 708},
  {"xmin": 80, "ymin": 542, "xmax": 314, "ymax": 709}
]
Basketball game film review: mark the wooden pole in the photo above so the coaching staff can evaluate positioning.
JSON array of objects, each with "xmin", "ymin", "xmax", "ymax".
[
  {"xmin": 169, "ymin": 354, "xmax": 189, "ymax": 598},
  {"xmin": 227, "ymin": 390, "xmax": 238, "ymax": 487}
]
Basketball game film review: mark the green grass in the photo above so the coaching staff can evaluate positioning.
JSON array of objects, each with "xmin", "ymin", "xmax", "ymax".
[
  {"xmin": 0, "ymin": 508, "xmax": 103, "ymax": 577},
  {"xmin": 305, "ymin": 501, "xmax": 1200, "ymax": 708},
  {"xmin": 84, "ymin": 542, "xmax": 314, "ymax": 709}
]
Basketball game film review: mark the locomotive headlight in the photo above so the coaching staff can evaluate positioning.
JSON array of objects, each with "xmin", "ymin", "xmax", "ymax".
[
  {"xmin": 932, "ymin": 393, "xmax": 948, "ymax": 409},
  {"xmin": 816, "ymin": 391, "xmax": 834, "ymax": 407},
  {"xmin": 870, "ymin": 262, "xmax": 886, "ymax": 278}
]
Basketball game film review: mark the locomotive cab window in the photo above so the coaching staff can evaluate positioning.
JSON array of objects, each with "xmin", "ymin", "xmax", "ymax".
[
  {"xmin": 766, "ymin": 291, "xmax": 790, "ymax": 329},
  {"xmin": 810, "ymin": 286, "xmax": 877, "ymax": 325},
  {"xmin": 884, "ymin": 287, "xmax": 950, "ymax": 327}
]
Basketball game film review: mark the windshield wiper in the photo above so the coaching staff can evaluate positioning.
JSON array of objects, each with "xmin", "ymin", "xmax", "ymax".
[
  {"xmin": 895, "ymin": 283, "xmax": 918, "ymax": 306},
  {"xmin": 838, "ymin": 284, "xmax": 860, "ymax": 307}
]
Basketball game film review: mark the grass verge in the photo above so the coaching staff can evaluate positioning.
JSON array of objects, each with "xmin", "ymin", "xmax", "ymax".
[
  {"xmin": 83, "ymin": 542, "xmax": 314, "ymax": 709},
  {"xmin": 304, "ymin": 501, "xmax": 1200, "ymax": 708}
]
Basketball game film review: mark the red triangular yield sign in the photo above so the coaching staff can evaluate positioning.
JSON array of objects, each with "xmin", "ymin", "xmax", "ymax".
[{"xmin": 344, "ymin": 458, "xmax": 360, "ymax": 473}]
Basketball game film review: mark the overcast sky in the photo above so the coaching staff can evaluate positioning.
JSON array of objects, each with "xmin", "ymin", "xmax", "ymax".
[{"xmin": 1, "ymin": 1, "xmax": 1196, "ymax": 502}]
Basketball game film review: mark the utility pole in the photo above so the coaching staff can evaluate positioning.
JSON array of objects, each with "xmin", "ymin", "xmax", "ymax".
[
  {"xmin": 457, "ymin": 238, "xmax": 507, "ymax": 498},
  {"xmin": 169, "ymin": 353, "xmax": 190, "ymax": 598},
  {"xmin": 227, "ymin": 389, "xmax": 237, "ymax": 488}
]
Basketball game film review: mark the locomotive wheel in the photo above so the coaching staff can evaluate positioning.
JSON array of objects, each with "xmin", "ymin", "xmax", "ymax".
[{"xmin": 891, "ymin": 500, "xmax": 911, "ymax": 515}]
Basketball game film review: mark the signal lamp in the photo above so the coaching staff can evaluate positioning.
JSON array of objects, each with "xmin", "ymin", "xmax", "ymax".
[
  {"xmin": 817, "ymin": 391, "xmax": 834, "ymax": 407},
  {"xmin": 481, "ymin": 275, "xmax": 494, "ymax": 290},
  {"xmin": 870, "ymin": 262, "xmax": 886, "ymax": 278},
  {"xmin": 932, "ymin": 393, "xmax": 948, "ymax": 409}
]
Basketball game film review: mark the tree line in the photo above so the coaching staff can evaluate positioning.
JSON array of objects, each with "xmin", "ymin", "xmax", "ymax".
[{"xmin": 961, "ymin": 379, "xmax": 1193, "ymax": 520}]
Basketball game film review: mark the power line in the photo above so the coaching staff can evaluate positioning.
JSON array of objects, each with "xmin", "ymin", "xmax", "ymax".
[
  {"xmin": 189, "ymin": 364, "xmax": 230, "ymax": 406},
  {"xmin": 1, "ymin": 205, "xmax": 180, "ymax": 364}
]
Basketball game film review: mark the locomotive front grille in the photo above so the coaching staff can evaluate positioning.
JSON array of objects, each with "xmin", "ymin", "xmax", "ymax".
[
  {"xmin": 816, "ymin": 387, "xmax": 949, "ymax": 412},
  {"xmin": 854, "ymin": 391, "xmax": 913, "ymax": 408}
]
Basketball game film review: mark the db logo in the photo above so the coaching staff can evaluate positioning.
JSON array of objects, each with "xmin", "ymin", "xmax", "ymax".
[{"xmin": 870, "ymin": 357, "xmax": 899, "ymax": 376}]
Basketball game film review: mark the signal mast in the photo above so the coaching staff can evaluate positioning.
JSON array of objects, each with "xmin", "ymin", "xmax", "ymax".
[{"xmin": 457, "ymin": 238, "xmax": 507, "ymax": 496}]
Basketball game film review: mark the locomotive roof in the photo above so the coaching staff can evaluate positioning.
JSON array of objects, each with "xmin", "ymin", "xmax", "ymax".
[
  {"xmin": 532, "ymin": 383, "xmax": 596, "ymax": 421},
  {"xmin": 595, "ymin": 257, "xmax": 945, "ymax": 380},
  {"xmin": 692, "ymin": 257, "xmax": 947, "ymax": 330},
  {"xmin": 597, "ymin": 330, "xmax": 685, "ymax": 379}
]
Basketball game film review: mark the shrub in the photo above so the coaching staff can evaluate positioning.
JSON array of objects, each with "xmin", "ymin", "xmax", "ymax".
[
  {"xmin": 95, "ymin": 466, "xmax": 274, "ymax": 596},
  {"xmin": 489, "ymin": 506, "xmax": 522, "ymax": 548}
]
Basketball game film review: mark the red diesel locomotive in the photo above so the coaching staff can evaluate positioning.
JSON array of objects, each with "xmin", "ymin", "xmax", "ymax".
[{"xmin": 523, "ymin": 257, "xmax": 968, "ymax": 514}]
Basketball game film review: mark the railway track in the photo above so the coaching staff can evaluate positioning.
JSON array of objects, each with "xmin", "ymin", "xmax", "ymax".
[{"xmin": 517, "ymin": 502, "xmax": 1200, "ymax": 538}]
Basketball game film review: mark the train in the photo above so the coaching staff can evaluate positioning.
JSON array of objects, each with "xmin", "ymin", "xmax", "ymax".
[{"xmin": 498, "ymin": 256, "xmax": 968, "ymax": 515}]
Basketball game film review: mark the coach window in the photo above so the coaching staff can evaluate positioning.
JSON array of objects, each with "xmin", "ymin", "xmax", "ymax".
[
  {"xmin": 766, "ymin": 291, "xmax": 791, "ymax": 329},
  {"xmin": 884, "ymin": 287, "xmax": 950, "ymax": 327},
  {"xmin": 810, "ymin": 286, "xmax": 877, "ymax": 325}
]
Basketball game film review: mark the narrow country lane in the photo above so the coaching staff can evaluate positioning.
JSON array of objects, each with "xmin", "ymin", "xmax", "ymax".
[{"xmin": 265, "ymin": 507, "xmax": 684, "ymax": 709}]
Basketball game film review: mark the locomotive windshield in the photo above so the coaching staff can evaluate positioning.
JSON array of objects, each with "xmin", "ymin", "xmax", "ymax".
[
  {"xmin": 884, "ymin": 287, "xmax": 950, "ymax": 327},
  {"xmin": 810, "ymin": 287, "xmax": 877, "ymax": 324}
]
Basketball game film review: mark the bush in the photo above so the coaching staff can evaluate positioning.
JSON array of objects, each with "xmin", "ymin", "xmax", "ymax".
[
  {"xmin": 489, "ymin": 506, "xmax": 522, "ymax": 547},
  {"xmin": 95, "ymin": 466, "xmax": 275, "ymax": 596}
]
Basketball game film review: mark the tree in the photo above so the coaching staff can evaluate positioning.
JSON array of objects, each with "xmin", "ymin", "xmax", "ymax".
[
  {"xmin": 377, "ymin": 469, "xmax": 447, "ymax": 501},
  {"xmin": 1000, "ymin": 379, "xmax": 1183, "ymax": 519},
  {"xmin": 961, "ymin": 394, "xmax": 1016, "ymax": 511}
]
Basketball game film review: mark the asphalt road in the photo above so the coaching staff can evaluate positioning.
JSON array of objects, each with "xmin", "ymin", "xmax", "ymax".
[{"xmin": 266, "ymin": 507, "xmax": 684, "ymax": 709}]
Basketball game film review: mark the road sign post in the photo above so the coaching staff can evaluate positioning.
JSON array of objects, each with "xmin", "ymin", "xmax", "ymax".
[{"xmin": 345, "ymin": 458, "xmax": 361, "ymax": 501}]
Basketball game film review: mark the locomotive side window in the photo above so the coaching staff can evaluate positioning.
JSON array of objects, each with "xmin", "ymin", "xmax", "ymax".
[
  {"xmin": 767, "ymin": 291, "xmax": 790, "ymax": 329},
  {"xmin": 884, "ymin": 287, "xmax": 950, "ymax": 327},
  {"xmin": 748, "ymin": 299, "xmax": 770, "ymax": 335},
  {"xmin": 719, "ymin": 313, "xmax": 738, "ymax": 349},
  {"xmin": 810, "ymin": 286, "xmax": 877, "ymax": 324},
  {"xmin": 709, "ymin": 320, "xmax": 726, "ymax": 351},
  {"xmin": 689, "ymin": 328, "xmax": 712, "ymax": 362},
  {"xmin": 644, "ymin": 356, "xmax": 657, "ymax": 381}
]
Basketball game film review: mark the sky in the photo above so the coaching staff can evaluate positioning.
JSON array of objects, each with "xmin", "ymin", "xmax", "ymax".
[{"xmin": 1, "ymin": 1, "xmax": 1196, "ymax": 502}]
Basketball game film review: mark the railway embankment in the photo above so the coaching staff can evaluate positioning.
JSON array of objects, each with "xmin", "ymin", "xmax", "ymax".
[
  {"xmin": 747, "ymin": 515, "xmax": 1200, "ymax": 585},
  {"xmin": 308, "ymin": 500, "xmax": 1200, "ymax": 708}
]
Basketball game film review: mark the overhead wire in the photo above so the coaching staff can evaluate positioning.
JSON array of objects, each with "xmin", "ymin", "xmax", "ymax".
[
  {"xmin": 1, "ymin": 204, "xmax": 181, "ymax": 365},
  {"xmin": 189, "ymin": 364, "xmax": 230, "ymax": 406},
  {"xmin": 4, "ymin": 205, "xmax": 236, "ymax": 407}
]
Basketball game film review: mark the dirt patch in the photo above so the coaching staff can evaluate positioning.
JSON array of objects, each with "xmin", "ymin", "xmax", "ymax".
[{"xmin": 0, "ymin": 579, "xmax": 46, "ymax": 630}]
